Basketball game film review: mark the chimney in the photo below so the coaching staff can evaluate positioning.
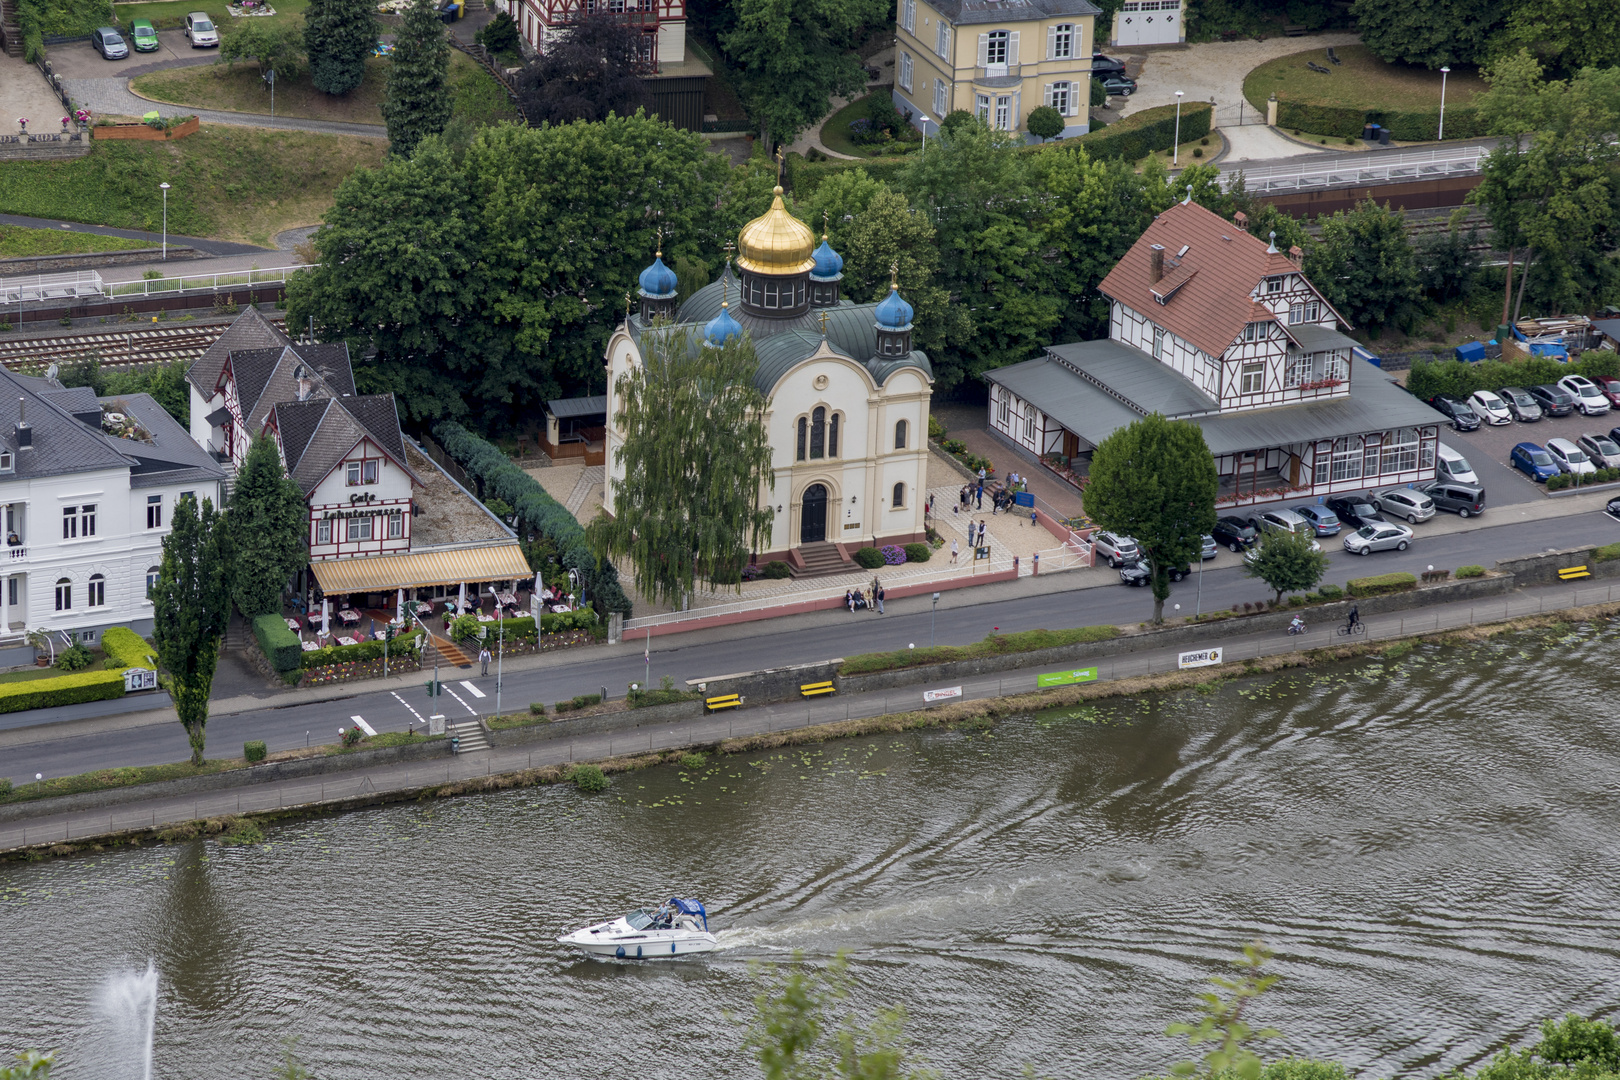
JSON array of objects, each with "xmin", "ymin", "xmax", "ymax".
[
  {"xmin": 294, "ymin": 365, "xmax": 312, "ymax": 402},
  {"xmin": 15, "ymin": 397, "xmax": 30, "ymax": 449},
  {"xmin": 1233, "ymin": 210, "xmax": 1248, "ymax": 229},
  {"xmin": 1288, "ymin": 245, "xmax": 1304, "ymax": 267},
  {"xmin": 1149, "ymin": 244, "xmax": 1165, "ymax": 284}
]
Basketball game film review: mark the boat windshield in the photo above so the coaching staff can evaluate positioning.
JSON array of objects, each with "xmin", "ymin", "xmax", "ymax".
[{"xmin": 625, "ymin": 909, "xmax": 654, "ymax": 931}]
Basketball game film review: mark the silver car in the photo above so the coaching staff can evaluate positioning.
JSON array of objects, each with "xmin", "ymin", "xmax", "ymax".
[
  {"xmin": 1371, "ymin": 488, "xmax": 1436, "ymax": 524},
  {"xmin": 1344, "ymin": 521, "xmax": 1413, "ymax": 555},
  {"xmin": 1092, "ymin": 530, "xmax": 1140, "ymax": 567}
]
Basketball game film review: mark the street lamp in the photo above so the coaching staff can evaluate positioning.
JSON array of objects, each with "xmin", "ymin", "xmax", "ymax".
[
  {"xmin": 264, "ymin": 68, "xmax": 275, "ymax": 128},
  {"xmin": 931, "ymin": 591, "xmax": 940, "ymax": 647},
  {"xmin": 1173, "ymin": 91, "xmax": 1184, "ymax": 165},
  {"xmin": 159, "ymin": 182, "xmax": 169, "ymax": 260},
  {"xmin": 1438, "ymin": 66, "xmax": 1450, "ymax": 141},
  {"xmin": 916, "ymin": 110, "xmax": 931, "ymax": 160}
]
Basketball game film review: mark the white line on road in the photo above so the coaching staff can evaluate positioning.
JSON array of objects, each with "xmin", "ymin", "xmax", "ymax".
[
  {"xmin": 350, "ymin": 715, "xmax": 377, "ymax": 736},
  {"xmin": 390, "ymin": 691, "xmax": 426, "ymax": 723},
  {"xmin": 442, "ymin": 685, "xmax": 478, "ymax": 715},
  {"xmin": 458, "ymin": 680, "xmax": 486, "ymax": 699}
]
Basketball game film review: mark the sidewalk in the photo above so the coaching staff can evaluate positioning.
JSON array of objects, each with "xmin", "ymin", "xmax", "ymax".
[
  {"xmin": 61, "ymin": 77, "xmax": 388, "ymax": 138},
  {"xmin": 6, "ymin": 574, "xmax": 1618, "ymax": 851},
  {"xmin": 0, "ymin": 213, "xmax": 270, "ymax": 259}
]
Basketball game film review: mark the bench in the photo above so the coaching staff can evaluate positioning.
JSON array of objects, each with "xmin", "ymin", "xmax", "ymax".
[
  {"xmin": 705, "ymin": 693, "xmax": 741, "ymax": 712},
  {"xmin": 1284, "ymin": 24, "xmax": 1309, "ymax": 36},
  {"xmin": 800, "ymin": 681, "xmax": 836, "ymax": 698},
  {"xmin": 1558, "ymin": 565, "xmax": 1591, "ymax": 580}
]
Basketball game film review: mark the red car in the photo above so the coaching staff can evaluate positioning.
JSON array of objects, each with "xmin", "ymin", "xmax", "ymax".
[{"xmin": 1598, "ymin": 378, "xmax": 1620, "ymax": 408}]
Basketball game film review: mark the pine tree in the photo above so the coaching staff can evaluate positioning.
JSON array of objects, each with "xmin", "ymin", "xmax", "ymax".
[
  {"xmin": 228, "ymin": 433, "xmax": 310, "ymax": 618},
  {"xmin": 305, "ymin": 0, "xmax": 379, "ymax": 96},
  {"xmin": 381, "ymin": 0, "xmax": 451, "ymax": 158},
  {"xmin": 152, "ymin": 494, "xmax": 231, "ymax": 766}
]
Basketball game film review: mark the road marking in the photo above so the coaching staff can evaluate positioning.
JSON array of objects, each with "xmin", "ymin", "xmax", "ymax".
[
  {"xmin": 442, "ymin": 685, "xmax": 478, "ymax": 715},
  {"xmin": 458, "ymin": 680, "xmax": 486, "ymax": 699},
  {"xmin": 390, "ymin": 692, "xmax": 426, "ymax": 723},
  {"xmin": 350, "ymin": 715, "xmax": 377, "ymax": 736}
]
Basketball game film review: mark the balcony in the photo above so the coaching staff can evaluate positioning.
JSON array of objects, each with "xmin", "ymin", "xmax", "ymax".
[
  {"xmin": 6, "ymin": 545, "xmax": 24, "ymax": 560},
  {"xmin": 973, "ymin": 63, "xmax": 1023, "ymax": 87}
]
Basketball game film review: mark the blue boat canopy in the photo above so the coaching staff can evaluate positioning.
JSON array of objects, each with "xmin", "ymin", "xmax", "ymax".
[{"xmin": 669, "ymin": 897, "xmax": 708, "ymax": 929}]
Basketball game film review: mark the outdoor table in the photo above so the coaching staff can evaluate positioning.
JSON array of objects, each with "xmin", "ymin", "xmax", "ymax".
[
  {"xmin": 549, "ymin": 603, "xmax": 571, "ymax": 613},
  {"xmin": 337, "ymin": 635, "xmax": 358, "ymax": 647},
  {"xmin": 477, "ymin": 613, "xmax": 495, "ymax": 622},
  {"xmin": 301, "ymin": 640, "xmax": 320, "ymax": 651},
  {"xmin": 305, "ymin": 614, "xmax": 322, "ymax": 630},
  {"xmin": 284, "ymin": 618, "xmax": 301, "ymax": 633},
  {"xmin": 337, "ymin": 609, "xmax": 360, "ymax": 626},
  {"xmin": 495, "ymin": 590, "xmax": 517, "ymax": 606},
  {"xmin": 415, "ymin": 602, "xmax": 433, "ymax": 617},
  {"xmin": 373, "ymin": 631, "xmax": 388, "ymax": 641}
]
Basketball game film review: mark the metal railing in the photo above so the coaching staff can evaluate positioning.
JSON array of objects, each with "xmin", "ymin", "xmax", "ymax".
[
  {"xmin": 0, "ymin": 271, "xmax": 103, "ymax": 303},
  {"xmin": 1221, "ymin": 145, "xmax": 1491, "ymax": 193},
  {"xmin": 102, "ymin": 266, "xmax": 305, "ymax": 300}
]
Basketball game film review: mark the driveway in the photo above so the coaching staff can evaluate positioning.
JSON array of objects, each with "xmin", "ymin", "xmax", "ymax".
[
  {"xmin": 47, "ymin": 29, "xmax": 216, "ymax": 80},
  {"xmin": 1120, "ymin": 33, "xmax": 1362, "ymax": 121}
]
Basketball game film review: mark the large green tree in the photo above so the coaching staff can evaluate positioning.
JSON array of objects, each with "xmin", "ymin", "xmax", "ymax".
[
  {"xmin": 152, "ymin": 494, "xmax": 231, "ymax": 766},
  {"xmin": 227, "ymin": 433, "xmax": 310, "ymax": 618},
  {"xmin": 1242, "ymin": 527, "xmax": 1328, "ymax": 606},
  {"xmin": 381, "ymin": 0, "xmax": 451, "ymax": 157},
  {"xmin": 514, "ymin": 13, "xmax": 651, "ymax": 124},
  {"xmin": 1493, "ymin": 0, "xmax": 1620, "ymax": 73},
  {"xmin": 304, "ymin": 0, "xmax": 379, "ymax": 96},
  {"xmin": 1082, "ymin": 414, "xmax": 1218, "ymax": 624},
  {"xmin": 1351, "ymin": 0, "xmax": 1511, "ymax": 67},
  {"xmin": 588, "ymin": 329, "xmax": 774, "ymax": 608},
  {"xmin": 1303, "ymin": 200, "xmax": 1423, "ymax": 335},
  {"xmin": 219, "ymin": 18, "xmax": 305, "ymax": 79}
]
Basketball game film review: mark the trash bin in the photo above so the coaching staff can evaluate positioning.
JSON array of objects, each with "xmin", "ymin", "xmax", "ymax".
[
  {"xmin": 1378, "ymin": 127, "xmax": 1392, "ymax": 146},
  {"xmin": 1362, "ymin": 123, "xmax": 1376, "ymax": 140}
]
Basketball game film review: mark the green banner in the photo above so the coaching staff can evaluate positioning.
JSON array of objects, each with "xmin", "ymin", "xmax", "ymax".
[{"xmin": 1037, "ymin": 667, "xmax": 1098, "ymax": 688}]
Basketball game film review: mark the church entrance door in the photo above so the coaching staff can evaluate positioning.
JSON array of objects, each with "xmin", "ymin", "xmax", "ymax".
[{"xmin": 800, "ymin": 484, "xmax": 828, "ymax": 544}]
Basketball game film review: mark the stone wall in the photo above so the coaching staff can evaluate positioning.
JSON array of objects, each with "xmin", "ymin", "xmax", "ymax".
[
  {"xmin": 489, "ymin": 697, "xmax": 707, "ymax": 746},
  {"xmin": 684, "ymin": 659, "xmax": 843, "ymax": 704},
  {"xmin": 1493, "ymin": 546, "xmax": 1620, "ymax": 587}
]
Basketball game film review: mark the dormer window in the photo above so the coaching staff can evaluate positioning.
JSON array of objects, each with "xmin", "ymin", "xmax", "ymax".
[
  {"xmin": 0, "ymin": 452, "xmax": 13, "ymax": 472},
  {"xmin": 1242, "ymin": 322, "xmax": 1268, "ymax": 342},
  {"xmin": 347, "ymin": 459, "xmax": 380, "ymax": 486},
  {"xmin": 1288, "ymin": 300, "xmax": 1322, "ymax": 325},
  {"xmin": 1266, "ymin": 277, "xmax": 1284, "ymax": 294}
]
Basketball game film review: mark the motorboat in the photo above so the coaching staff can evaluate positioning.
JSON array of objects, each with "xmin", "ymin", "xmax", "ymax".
[{"xmin": 557, "ymin": 898, "xmax": 718, "ymax": 959}]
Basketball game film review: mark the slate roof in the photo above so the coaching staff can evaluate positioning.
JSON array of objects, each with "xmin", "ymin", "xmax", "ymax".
[
  {"xmin": 0, "ymin": 366, "xmax": 138, "ymax": 478},
  {"xmin": 1045, "ymin": 339, "xmax": 1218, "ymax": 417},
  {"xmin": 271, "ymin": 395, "xmax": 419, "ymax": 496},
  {"xmin": 100, "ymin": 393, "xmax": 228, "ymax": 489},
  {"xmin": 39, "ymin": 384, "xmax": 103, "ymax": 426},
  {"xmin": 188, "ymin": 305, "xmax": 289, "ymax": 396},
  {"xmin": 929, "ymin": 0, "xmax": 1101, "ymax": 23},
  {"xmin": 985, "ymin": 356, "xmax": 1139, "ymax": 452},
  {"xmin": 1097, "ymin": 200, "xmax": 1335, "ymax": 361},
  {"xmin": 547, "ymin": 395, "xmax": 608, "ymax": 420}
]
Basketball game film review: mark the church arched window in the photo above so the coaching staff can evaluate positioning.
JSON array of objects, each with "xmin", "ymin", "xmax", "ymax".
[
  {"xmin": 892, "ymin": 482, "xmax": 906, "ymax": 508},
  {"xmin": 894, "ymin": 419, "xmax": 907, "ymax": 450},
  {"xmin": 828, "ymin": 413, "xmax": 839, "ymax": 458},
  {"xmin": 810, "ymin": 407, "xmax": 826, "ymax": 459},
  {"xmin": 797, "ymin": 417, "xmax": 808, "ymax": 461}
]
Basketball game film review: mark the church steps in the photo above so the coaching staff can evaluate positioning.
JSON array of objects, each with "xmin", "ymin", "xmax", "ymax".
[{"xmin": 790, "ymin": 542, "xmax": 852, "ymax": 579}]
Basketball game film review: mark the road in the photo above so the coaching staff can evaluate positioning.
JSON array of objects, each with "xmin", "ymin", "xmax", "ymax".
[{"xmin": 4, "ymin": 505, "xmax": 1615, "ymax": 787}]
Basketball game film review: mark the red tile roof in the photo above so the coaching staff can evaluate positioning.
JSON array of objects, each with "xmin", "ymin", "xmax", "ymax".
[{"xmin": 1097, "ymin": 200, "xmax": 1304, "ymax": 360}]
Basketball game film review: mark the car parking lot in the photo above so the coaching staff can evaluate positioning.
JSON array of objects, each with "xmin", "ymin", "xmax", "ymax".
[
  {"xmin": 1438, "ymin": 403, "xmax": 1619, "ymax": 504},
  {"xmin": 49, "ymin": 28, "xmax": 210, "ymax": 78}
]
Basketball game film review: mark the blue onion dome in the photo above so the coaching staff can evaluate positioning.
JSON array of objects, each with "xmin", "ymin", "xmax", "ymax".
[
  {"xmin": 874, "ymin": 283, "xmax": 914, "ymax": 330},
  {"xmin": 810, "ymin": 235, "xmax": 844, "ymax": 281},
  {"xmin": 704, "ymin": 302, "xmax": 743, "ymax": 347},
  {"xmin": 638, "ymin": 250, "xmax": 678, "ymax": 298}
]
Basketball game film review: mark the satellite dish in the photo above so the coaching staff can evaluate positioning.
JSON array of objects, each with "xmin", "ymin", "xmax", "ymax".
[{"xmin": 45, "ymin": 364, "xmax": 58, "ymax": 381}]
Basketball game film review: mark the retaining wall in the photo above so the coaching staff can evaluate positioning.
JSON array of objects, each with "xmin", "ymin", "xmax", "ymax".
[
  {"xmin": 489, "ymin": 698, "xmax": 707, "ymax": 745},
  {"xmin": 1494, "ymin": 545, "xmax": 1620, "ymax": 587},
  {"xmin": 0, "ymin": 248, "xmax": 200, "ymax": 274}
]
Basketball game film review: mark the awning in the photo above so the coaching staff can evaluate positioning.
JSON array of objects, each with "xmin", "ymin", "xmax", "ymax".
[
  {"xmin": 1285, "ymin": 323, "xmax": 1361, "ymax": 353},
  {"xmin": 310, "ymin": 544, "xmax": 531, "ymax": 594},
  {"xmin": 545, "ymin": 394, "xmax": 607, "ymax": 420},
  {"xmin": 205, "ymin": 407, "xmax": 232, "ymax": 428}
]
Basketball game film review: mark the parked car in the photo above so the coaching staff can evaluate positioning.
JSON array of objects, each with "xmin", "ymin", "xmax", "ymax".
[
  {"xmin": 1371, "ymin": 487, "xmax": 1436, "ymax": 523},
  {"xmin": 1091, "ymin": 53, "xmax": 1127, "ymax": 74},
  {"xmin": 1578, "ymin": 432, "xmax": 1620, "ymax": 469},
  {"xmin": 1250, "ymin": 507, "xmax": 1323, "ymax": 543},
  {"xmin": 1467, "ymin": 389, "xmax": 1514, "ymax": 425},
  {"xmin": 1417, "ymin": 480, "xmax": 1485, "ymax": 518},
  {"xmin": 184, "ymin": 11, "xmax": 218, "ymax": 46},
  {"xmin": 1546, "ymin": 436, "xmax": 1598, "ymax": 475},
  {"xmin": 1092, "ymin": 530, "xmax": 1140, "ymax": 567},
  {"xmin": 1344, "ymin": 521, "xmax": 1414, "ymax": 555},
  {"xmin": 1427, "ymin": 393, "xmax": 1481, "ymax": 431},
  {"xmin": 1607, "ymin": 495, "xmax": 1620, "ymax": 517},
  {"xmin": 1099, "ymin": 75, "xmax": 1136, "ymax": 96},
  {"xmin": 1598, "ymin": 379, "xmax": 1620, "ymax": 408},
  {"xmin": 1211, "ymin": 515, "xmax": 1258, "ymax": 552},
  {"xmin": 1510, "ymin": 441, "xmax": 1561, "ymax": 482},
  {"xmin": 1436, "ymin": 443, "xmax": 1478, "ymax": 485},
  {"xmin": 1200, "ymin": 534, "xmax": 1217, "ymax": 560},
  {"xmin": 1291, "ymin": 504, "xmax": 1341, "ymax": 536},
  {"xmin": 129, "ymin": 18, "xmax": 159, "ymax": 51},
  {"xmin": 1528, "ymin": 384, "xmax": 1577, "ymax": 417},
  {"xmin": 1499, "ymin": 386, "xmax": 1544, "ymax": 422},
  {"xmin": 1558, "ymin": 374, "xmax": 1612, "ymax": 416},
  {"xmin": 1119, "ymin": 558, "xmax": 1190, "ymax": 586},
  {"xmin": 1324, "ymin": 495, "xmax": 1385, "ymax": 528},
  {"xmin": 92, "ymin": 25, "xmax": 128, "ymax": 58}
]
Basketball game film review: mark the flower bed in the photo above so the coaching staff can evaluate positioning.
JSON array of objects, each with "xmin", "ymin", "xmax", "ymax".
[
  {"xmin": 1216, "ymin": 484, "xmax": 1308, "ymax": 507},
  {"xmin": 296, "ymin": 628, "xmax": 596, "ymax": 685},
  {"xmin": 93, "ymin": 116, "xmax": 200, "ymax": 142}
]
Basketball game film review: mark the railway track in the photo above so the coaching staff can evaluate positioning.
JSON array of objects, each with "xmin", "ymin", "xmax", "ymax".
[{"xmin": 0, "ymin": 318, "xmax": 287, "ymax": 373}]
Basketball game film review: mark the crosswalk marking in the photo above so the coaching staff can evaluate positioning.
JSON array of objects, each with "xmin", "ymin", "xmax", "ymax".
[
  {"xmin": 442, "ymin": 685, "xmax": 478, "ymax": 715},
  {"xmin": 350, "ymin": 715, "xmax": 377, "ymax": 736},
  {"xmin": 390, "ymin": 691, "xmax": 426, "ymax": 723},
  {"xmin": 458, "ymin": 680, "xmax": 486, "ymax": 699}
]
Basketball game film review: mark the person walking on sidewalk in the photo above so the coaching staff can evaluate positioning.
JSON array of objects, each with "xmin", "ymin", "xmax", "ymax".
[
  {"xmin": 478, "ymin": 646, "xmax": 492, "ymax": 676},
  {"xmin": 876, "ymin": 584, "xmax": 886, "ymax": 614},
  {"xmin": 951, "ymin": 538, "xmax": 959, "ymax": 564}
]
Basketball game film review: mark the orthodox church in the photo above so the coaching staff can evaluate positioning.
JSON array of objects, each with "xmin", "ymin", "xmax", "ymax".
[{"xmin": 602, "ymin": 186, "xmax": 935, "ymax": 573}]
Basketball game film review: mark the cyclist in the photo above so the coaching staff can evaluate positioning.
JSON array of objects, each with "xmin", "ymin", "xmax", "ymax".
[
  {"xmin": 1346, "ymin": 605, "xmax": 1361, "ymax": 632},
  {"xmin": 1289, "ymin": 615, "xmax": 1306, "ymax": 635}
]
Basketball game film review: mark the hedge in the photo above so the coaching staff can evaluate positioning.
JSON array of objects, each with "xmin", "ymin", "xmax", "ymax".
[
  {"xmin": 1456, "ymin": 565, "xmax": 1487, "ymax": 577},
  {"xmin": 244, "ymin": 740, "xmax": 267, "ymax": 763},
  {"xmin": 0, "ymin": 668, "xmax": 126, "ymax": 714},
  {"xmin": 1346, "ymin": 572, "xmax": 1418, "ymax": 597},
  {"xmin": 101, "ymin": 626, "xmax": 156, "ymax": 670},
  {"xmin": 1406, "ymin": 354, "xmax": 1620, "ymax": 404},
  {"xmin": 300, "ymin": 627, "xmax": 423, "ymax": 669},
  {"xmin": 432, "ymin": 422, "xmax": 630, "ymax": 615},
  {"xmin": 784, "ymin": 102, "xmax": 1213, "ymax": 200},
  {"xmin": 1275, "ymin": 100, "xmax": 1486, "ymax": 142},
  {"xmin": 252, "ymin": 614, "xmax": 302, "ymax": 672},
  {"xmin": 840, "ymin": 625, "xmax": 1119, "ymax": 676}
]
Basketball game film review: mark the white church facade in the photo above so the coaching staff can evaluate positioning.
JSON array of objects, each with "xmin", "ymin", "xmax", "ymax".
[{"xmin": 602, "ymin": 187, "xmax": 934, "ymax": 575}]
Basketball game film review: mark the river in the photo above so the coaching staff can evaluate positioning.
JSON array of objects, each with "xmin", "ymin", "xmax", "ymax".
[{"xmin": 2, "ymin": 624, "xmax": 1618, "ymax": 1080}]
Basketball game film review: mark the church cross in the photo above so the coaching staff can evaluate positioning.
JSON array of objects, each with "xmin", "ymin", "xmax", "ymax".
[
  {"xmin": 774, "ymin": 145, "xmax": 785, "ymax": 186},
  {"xmin": 819, "ymin": 308, "xmax": 829, "ymax": 337},
  {"xmin": 890, "ymin": 260, "xmax": 899, "ymax": 289}
]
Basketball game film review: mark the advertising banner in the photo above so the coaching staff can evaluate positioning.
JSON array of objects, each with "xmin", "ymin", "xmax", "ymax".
[
  {"xmin": 1178, "ymin": 647, "xmax": 1223, "ymax": 669},
  {"xmin": 1037, "ymin": 667, "xmax": 1098, "ymax": 688}
]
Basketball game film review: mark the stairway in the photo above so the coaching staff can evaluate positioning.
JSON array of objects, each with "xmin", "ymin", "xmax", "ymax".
[
  {"xmin": 791, "ymin": 542, "xmax": 851, "ymax": 579},
  {"xmin": 219, "ymin": 459, "xmax": 237, "ymax": 505},
  {"xmin": 429, "ymin": 633, "xmax": 473, "ymax": 668},
  {"xmin": 446, "ymin": 719, "xmax": 490, "ymax": 754},
  {"xmin": 1, "ymin": 0, "xmax": 22, "ymax": 59}
]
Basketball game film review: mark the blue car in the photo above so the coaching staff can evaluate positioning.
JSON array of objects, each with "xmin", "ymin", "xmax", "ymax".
[
  {"xmin": 1511, "ymin": 441, "xmax": 1560, "ymax": 482},
  {"xmin": 1291, "ymin": 504, "xmax": 1341, "ymax": 536}
]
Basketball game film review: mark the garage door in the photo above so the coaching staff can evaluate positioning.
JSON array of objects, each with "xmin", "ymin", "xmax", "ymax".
[{"xmin": 1117, "ymin": 0, "xmax": 1181, "ymax": 46}]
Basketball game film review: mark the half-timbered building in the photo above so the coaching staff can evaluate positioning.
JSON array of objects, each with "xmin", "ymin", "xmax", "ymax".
[{"xmin": 984, "ymin": 196, "xmax": 1442, "ymax": 505}]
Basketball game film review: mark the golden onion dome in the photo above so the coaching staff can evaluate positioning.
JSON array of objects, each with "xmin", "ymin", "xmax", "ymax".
[{"xmin": 736, "ymin": 186, "xmax": 817, "ymax": 275}]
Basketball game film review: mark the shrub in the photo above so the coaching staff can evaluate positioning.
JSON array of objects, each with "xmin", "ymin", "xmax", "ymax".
[
  {"xmin": 55, "ymin": 642, "xmax": 93, "ymax": 671},
  {"xmin": 880, "ymin": 544, "xmax": 907, "ymax": 565},
  {"xmin": 762, "ymin": 560, "xmax": 793, "ymax": 579},
  {"xmin": 928, "ymin": 415, "xmax": 946, "ymax": 440},
  {"xmin": 219, "ymin": 819, "xmax": 265, "ymax": 845},
  {"xmin": 341, "ymin": 725, "xmax": 364, "ymax": 748},
  {"xmin": 0, "ymin": 777, "xmax": 10, "ymax": 796},
  {"xmin": 530, "ymin": 702, "xmax": 547, "ymax": 714},
  {"xmin": 628, "ymin": 675, "xmax": 697, "ymax": 708},
  {"xmin": 679, "ymin": 752, "xmax": 708, "ymax": 769},
  {"xmin": 839, "ymin": 625, "xmax": 1119, "ymax": 675},
  {"xmin": 1316, "ymin": 584, "xmax": 1344, "ymax": 600},
  {"xmin": 1455, "ymin": 564, "xmax": 1487, "ymax": 577},
  {"xmin": 252, "ymin": 613, "xmax": 302, "ymax": 672},
  {"xmin": 102, "ymin": 626, "xmax": 156, "ymax": 670},
  {"xmin": 1547, "ymin": 474, "xmax": 1570, "ymax": 491},
  {"xmin": 1192, "ymin": 147, "xmax": 1203, "ymax": 157},
  {"xmin": 853, "ymin": 546, "xmax": 885, "ymax": 569},
  {"xmin": 1288, "ymin": 595, "xmax": 1307, "ymax": 607},
  {"xmin": 554, "ymin": 693, "xmax": 601, "ymax": 713},
  {"xmin": 903, "ymin": 542, "xmax": 931, "ymax": 563},
  {"xmin": 568, "ymin": 763, "xmax": 609, "ymax": 792},
  {"xmin": 450, "ymin": 612, "xmax": 481, "ymax": 643},
  {"xmin": 244, "ymin": 740, "xmax": 267, "ymax": 763},
  {"xmin": 300, "ymin": 628, "xmax": 423, "ymax": 669},
  {"xmin": 0, "ymin": 669, "xmax": 125, "ymax": 713},
  {"xmin": 1347, "ymin": 571, "xmax": 1418, "ymax": 597}
]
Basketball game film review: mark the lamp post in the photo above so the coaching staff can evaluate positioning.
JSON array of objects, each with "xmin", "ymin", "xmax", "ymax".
[
  {"xmin": 1438, "ymin": 66, "xmax": 1450, "ymax": 141},
  {"xmin": 264, "ymin": 68, "xmax": 275, "ymax": 128},
  {"xmin": 916, "ymin": 110, "xmax": 931, "ymax": 160},
  {"xmin": 1173, "ymin": 91, "xmax": 1184, "ymax": 165},
  {"xmin": 158, "ymin": 182, "xmax": 169, "ymax": 260},
  {"xmin": 931, "ymin": 591, "xmax": 939, "ymax": 647}
]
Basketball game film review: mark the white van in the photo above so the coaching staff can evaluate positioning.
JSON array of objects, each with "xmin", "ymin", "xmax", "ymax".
[{"xmin": 1437, "ymin": 443, "xmax": 1478, "ymax": 485}]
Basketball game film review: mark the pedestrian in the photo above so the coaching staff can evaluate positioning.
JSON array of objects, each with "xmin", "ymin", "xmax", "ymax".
[
  {"xmin": 478, "ymin": 646, "xmax": 491, "ymax": 676},
  {"xmin": 1030, "ymin": 508, "xmax": 1038, "ymax": 529},
  {"xmin": 975, "ymin": 485, "xmax": 983, "ymax": 509},
  {"xmin": 845, "ymin": 589, "xmax": 856, "ymax": 612},
  {"xmin": 959, "ymin": 485, "xmax": 969, "ymax": 508},
  {"xmin": 876, "ymin": 584, "xmax": 885, "ymax": 614},
  {"xmin": 951, "ymin": 539, "xmax": 959, "ymax": 564},
  {"xmin": 978, "ymin": 466, "xmax": 987, "ymax": 482},
  {"xmin": 979, "ymin": 520, "xmax": 988, "ymax": 546}
]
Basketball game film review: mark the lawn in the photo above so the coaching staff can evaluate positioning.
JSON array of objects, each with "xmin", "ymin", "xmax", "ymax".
[
  {"xmin": 1243, "ymin": 44, "xmax": 1487, "ymax": 114},
  {"xmin": 131, "ymin": 51, "xmax": 519, "ymax": 127},
  {"xmin": 112, "ymin": 0, "xmax": 308, "ymax": 31},
  {"xmin": 0, "ymin": 225, "xmax": 149, "ymax": 257},
  {"xmin": 819, "ymin": 93, "xmax": 920, "ymax": 159},
  {"xmin": 0, "ymin": 125, "xmax": 386, "ymax": 245}
]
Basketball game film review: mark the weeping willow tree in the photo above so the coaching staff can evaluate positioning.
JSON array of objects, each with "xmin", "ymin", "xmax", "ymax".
[{"xmin": 588, "ymin": 326, "xmax": 775, "ymax": 607}]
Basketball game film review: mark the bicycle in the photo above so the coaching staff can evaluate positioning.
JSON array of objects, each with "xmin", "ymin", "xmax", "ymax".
[
  {"xmin": 1287, "ymin": 621, "xmax": 1307, "ymax": 636},
  {"xmin": 1336, "ymin": 620, "xmax": 1366, "ymax": 637}
]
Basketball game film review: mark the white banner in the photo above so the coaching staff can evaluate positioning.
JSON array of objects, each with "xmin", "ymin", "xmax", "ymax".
[
  {"xmin": 923, "ymin": 686, "xmax": 963, "ymax": 703},
  {"xmin": 1178, "ymin": 647, "xmax": 1223, "ymax": 669}
]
